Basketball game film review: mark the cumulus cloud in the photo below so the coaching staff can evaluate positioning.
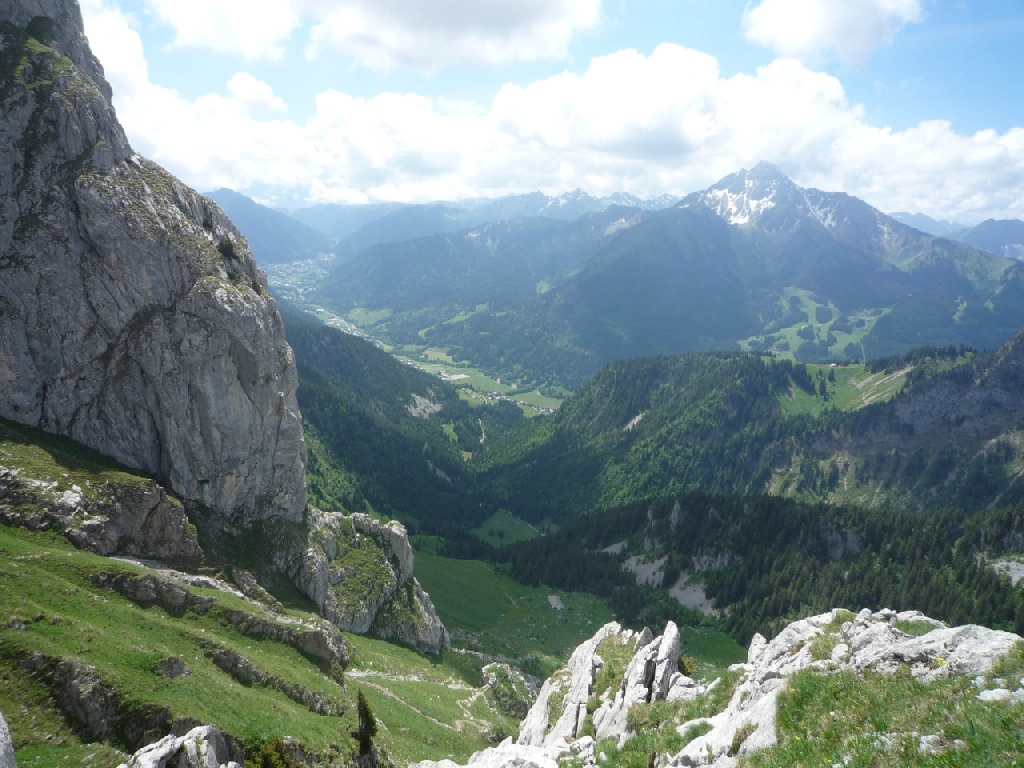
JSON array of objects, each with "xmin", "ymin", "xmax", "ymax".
[
  {"xmin": 303, "ymin": 0, "xmax": 602, "ymax": 71},
  {"xmin": 742, "ymin": 0, "xmax": 923, "ymax": 65},
  {"xmin": 80, "ymin": 2, "xmax": 1024, "ymax": 222},
  {"xmin": 139, "ymin": 0, "xmax": 600, "ymax": 68},
  {"xmin": 144, "ymin": 0, "xmax": 301, "ymax": 61},
  {"xmin": 227, "ymin": 73, "xmax": 288, "ymax": 113}
]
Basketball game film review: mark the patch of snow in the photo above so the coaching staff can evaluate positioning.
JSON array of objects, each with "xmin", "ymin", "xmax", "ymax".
[
  {"xmin": 804, "ymin": 192, "xmax": 838, "ymax": 229},
  {"xmin": 702, "ymin": 187, "xmax": 776, "ymax": 225},
  {"xmin": 604, "ymin": 217, "xmax": 639, "ymax": 236}
]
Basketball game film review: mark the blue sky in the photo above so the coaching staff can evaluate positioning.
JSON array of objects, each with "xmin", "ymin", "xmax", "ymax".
[{"xmin": 79, "ymin": 0, "xmax": 1024, "ymax": 222}]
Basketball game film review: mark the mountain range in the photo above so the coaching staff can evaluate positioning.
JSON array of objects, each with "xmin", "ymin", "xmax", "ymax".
[
  {"xmin": 955, "ymin": 218, "xmax": 1024, "ymax": 261},
  {"xmin": 296, "ymin": 162, "xmax": 1024, "ymax": 389}
]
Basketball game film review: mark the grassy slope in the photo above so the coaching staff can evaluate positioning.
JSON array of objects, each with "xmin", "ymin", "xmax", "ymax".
[
  {"xmin": 0, "ymin": 525, "xmax": 515, "ymax": 766},
  {"xmin": 414, "ymin": 549, "xmax": 614, "ymax": 676},
  {"xmin": 748, "ymin": 643, "xmax": 1024, "ymax": 768},
  {"xmin": 778, "ymin": 363, "xmax": 909, "ymax": 417},
  {"xmin": 0, "ymin": 416, "xmax": 156, "ymax": 503},
  {"xmin": 412, "ymin": 547, "xmax": 745, "ymax": 680}
]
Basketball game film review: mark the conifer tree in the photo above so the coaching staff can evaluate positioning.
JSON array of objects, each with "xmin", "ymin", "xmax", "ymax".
[{"xmin": 356, "ymin": 689, "xmax": 378, "ymax": 757}]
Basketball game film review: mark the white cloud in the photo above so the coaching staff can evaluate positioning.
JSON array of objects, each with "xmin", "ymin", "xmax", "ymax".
[
  {"xmin": 144, "ymin": 0, "xmax": 301, "ymax": 60},
  {"xmin": 742, "ymin": 0, "xmax": 923, "ymax": 65},
  {"xmin": 80, "ymin": 3, "xmax": 1024, "ymax": 222},
  {"xmin": 304, "ymin": 0, "xmax": 602, "ymax": 71},
  {"xmin": 137, "ymin": 0, "xmax": 600, "ymax": 69},
  {"xmin": 227, "ymin": 73, "xmax": 288, "ymax": 113}
]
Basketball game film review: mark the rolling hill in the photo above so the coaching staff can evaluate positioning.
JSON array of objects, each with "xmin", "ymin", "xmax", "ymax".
[{"xmin": 477, "ymin": 334, "xmax": 1024, "ymax": 520}]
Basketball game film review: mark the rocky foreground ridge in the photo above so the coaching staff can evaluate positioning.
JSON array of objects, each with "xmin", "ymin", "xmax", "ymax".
[
  {"xmin": 413, "ymin": 609, "xmax": 1023, "ymax": 768},
  {"xmin": 0, "ymin": 0, "xmax": 306, "ymax": 524}
]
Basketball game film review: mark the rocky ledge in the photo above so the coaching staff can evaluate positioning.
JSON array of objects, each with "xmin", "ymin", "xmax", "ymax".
[{"xmin": 0, "ymin": 464, "xmax": 200, "ymax": 569}]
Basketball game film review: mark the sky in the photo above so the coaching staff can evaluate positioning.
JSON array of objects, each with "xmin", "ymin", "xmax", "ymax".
[{"xmin": 78, "ymin": 0, "xmax": 1024, "ymax": 223}]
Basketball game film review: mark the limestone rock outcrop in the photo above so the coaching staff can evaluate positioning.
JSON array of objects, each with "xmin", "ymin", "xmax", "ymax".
[
  {"xmin": 290, "ymin": 509, "xmax": 449, "ymax": 654},
  {"xmin": 0, "ymin": 711, "xmax": 14, "ymax": 768},
  {"xmin": 0, "ymin": 464, "xmax": 201, "ymax": 569},
  {"xmin": 411, "ymin": 743, "xmax": 557, "ymax": 768},
  {"xmin": 118, "ymin": 725, "xmax": 243, "ymax": 768},
  {"xmin": 0, "ymin": 0, "xmax": 306, "ymax": 525},
  {"xmin": 517, "ymin": 621, "xmax": 703, "ymax": 754},
  {"xmin": 670, "ymin": 608, "xmax": 1022, "ymax": 767},
  {"xmin": 412, "ymin": 609, "xmax": 1022, "ymax": 768}
]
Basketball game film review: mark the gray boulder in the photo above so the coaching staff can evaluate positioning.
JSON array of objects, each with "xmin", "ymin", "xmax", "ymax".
[
  {"xmin": 0, "ymin": 0, "xmax": 306, "ymax": 525},
  {"xmin": 0, "ymin": 711, "xmax": 14, "ymax": 768}
]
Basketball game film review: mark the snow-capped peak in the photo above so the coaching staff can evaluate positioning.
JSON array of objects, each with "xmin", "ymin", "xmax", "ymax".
[{"xmin": 702, "ymin": 185, "xmax": 778, "ymax": 226}]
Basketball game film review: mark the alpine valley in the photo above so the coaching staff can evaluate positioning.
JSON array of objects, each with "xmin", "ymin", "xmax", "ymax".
[{"xmin": 1, "ymin": 2, "xmax": 1023, "ymax": 768}]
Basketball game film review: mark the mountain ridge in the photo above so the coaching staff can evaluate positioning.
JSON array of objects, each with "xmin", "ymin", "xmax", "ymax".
[{"xmin": 312, "ymin": 163, "xmax": 1024, "ymax": 389}]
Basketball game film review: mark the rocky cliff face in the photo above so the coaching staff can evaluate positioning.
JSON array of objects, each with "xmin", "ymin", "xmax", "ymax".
[{"xmin": 0, "ymin": 0, "xmax": 306, "ymax": 524}]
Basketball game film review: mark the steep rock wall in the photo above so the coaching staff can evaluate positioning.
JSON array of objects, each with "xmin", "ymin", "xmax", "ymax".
[{"xmin": 0, "ymin": 0, "xmax": 306, "ymax": 523}]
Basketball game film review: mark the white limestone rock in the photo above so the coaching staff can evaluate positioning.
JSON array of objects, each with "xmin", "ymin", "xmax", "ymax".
[
  {"xmin": 118, "ymin": 725, "xmax": 241, "ymax": 768},
  {"xmin": 411, "ymin": 743, "xmax": 558, "ymax": 768},
  {"xmin": 519, "ymin": 622, "xmax": 625, "ymax": 748},
  {"xmin": 0, "ymin": 711, "xmax": 15, "ymax": 768},
  {"xmin": 669, "ymin": 608, "xmax": 1022, "ymax": 767},
  {"xmin": 593, "ymin": 621, "xmax": 684, "ymax": 742},
  {"xmin": 0, "ymin": 0, "xmax": 307, "ymax": 526}
]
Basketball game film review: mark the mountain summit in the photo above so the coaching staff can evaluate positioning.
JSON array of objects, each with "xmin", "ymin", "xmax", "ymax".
[{"xmin": 0, "ymin": 0, "xmax": 307, "ymax": 523}]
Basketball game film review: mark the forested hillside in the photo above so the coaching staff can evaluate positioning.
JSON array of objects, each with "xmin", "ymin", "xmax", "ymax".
[
  {"xmin": 497, "ymin": 493, "xmax": 1024, "ymax": 643},
  {"xmin": 477, "ymin": 337, "xmax": 1024, "ymax": 519},
  {"xmin": 283, "ymin": 311, "xmax": 522, "ymax": 529}
]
